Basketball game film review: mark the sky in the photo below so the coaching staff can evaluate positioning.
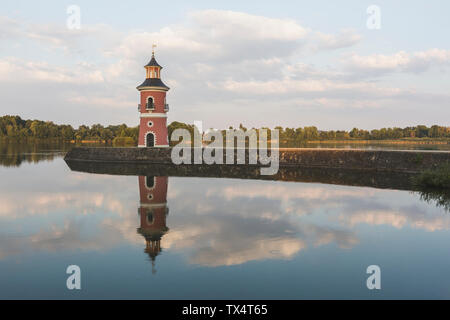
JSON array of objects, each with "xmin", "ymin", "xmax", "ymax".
[{"xmin": 0, "ymin": 0, "xmax": 449, "ymax": 130}]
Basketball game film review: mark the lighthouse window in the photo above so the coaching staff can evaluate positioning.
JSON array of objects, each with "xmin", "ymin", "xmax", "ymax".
[
  {"xmin": 147, "ymin": 194, "xmax": 154, "ymax": 201},
  {"xmin": 147, "ymin": 121, "xmax": 153, "ymax": 127},
  {"xmin": 146, "ymin": 97, "xmax": 154, "ymax": 109}
]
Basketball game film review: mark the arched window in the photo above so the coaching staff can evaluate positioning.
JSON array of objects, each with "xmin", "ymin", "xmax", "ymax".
[
  {"xmin": 146, "ymin": 97, "xmax": 154, "ymax": 110},
  {"xmin": 146, "ymin": 132, "xmax": 155, "ymax": 147}
]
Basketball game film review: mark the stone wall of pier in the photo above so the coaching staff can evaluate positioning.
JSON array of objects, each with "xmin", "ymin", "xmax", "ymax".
[{"xmin": 64, "ymin": 147, "xmax": 450, "ymax": 173}]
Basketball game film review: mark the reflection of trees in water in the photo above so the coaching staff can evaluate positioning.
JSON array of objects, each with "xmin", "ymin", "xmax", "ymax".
[
  {"xmin": 0, "ymin": 140, "xmax": 72, "ymax": 167},
  {"xmin": 416, "ymin": 189, "xmax": 450, "ymax": 213}
]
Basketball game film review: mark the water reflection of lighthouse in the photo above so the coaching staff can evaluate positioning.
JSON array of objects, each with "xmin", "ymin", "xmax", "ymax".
[{"xmin": 137, "ymin": 176, "xmax": 169, "ymax": 274}]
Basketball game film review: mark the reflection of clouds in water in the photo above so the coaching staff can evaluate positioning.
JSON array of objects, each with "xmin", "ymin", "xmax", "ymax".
[
  {"xmin": 163, "ymin": 216, "xmax": 358, "ymax": 266},
  {"xmin": 0, "ymin": 190, "xmax": 134, "ymax": 219},
  {"xmin": 204, "ymin": 181, "xmax": 380, "ymax": 219},
  {"xmin": 308, "ymin": 225, "xmax": 359, "ymax": 249},
  {"xmin": 163, "ymin": 215, "xmax": 306, "ymax": 266},
  {"xmin": 164, "ymin": 181, "xmax": 360, "ymax": 265},
  {"xmin": 1, "ymin": 169, "xmax": 449, "ymax": 267},
  {"xmin": 0, "ymin": 163, "xmax": 135, "ymax": 219},
  {"xmin": 204, "ymin": 180, "xmax": 450, "ymax": 232},
  {"xmin": 193, "ymin": 238, "xmax": 304, "ymax": 267},
  {"xmin": 0, "ymin": 192, "xmax": 105, "ymax": 217},
  {"xmin": 0, "ymin": 219, "xmax": 123, "ymax": 260},
  {"xmin": 215, "ymin": 183, "xmax": 376, "ymax": 201},
  {"xmin": 338, "ymin": 204, "xmax": 450, "ymax": 232},
  {"xmin": 0, "ymin": 161, "xmax": 141, "ymax": 259}
]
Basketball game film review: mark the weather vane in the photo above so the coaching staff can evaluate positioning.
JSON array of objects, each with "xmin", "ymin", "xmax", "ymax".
[{"xmin": 152, "ymin": 44, "xmax": 157, "ymax": 55}]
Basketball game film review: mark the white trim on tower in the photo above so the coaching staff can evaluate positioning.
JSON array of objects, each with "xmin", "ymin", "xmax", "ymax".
[
  {"xmin": 138, "ymin": 144, "xmax": 169, "ymax": 148},
  {"xmin": 140, "ymin": 113, "xmax": 167, "ymax": 118},
  {"xmin": 140, "ymin": 202, "xmax": 167, "ymax": 208},
  {"xmin": 138, "ymin": 87, "xmax": 169, "ymax": 92}
]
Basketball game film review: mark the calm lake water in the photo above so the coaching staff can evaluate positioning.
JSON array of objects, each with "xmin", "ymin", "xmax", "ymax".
[{"xmin": 1, "ymin": 142, "xmax": 450, "ymax": 299}]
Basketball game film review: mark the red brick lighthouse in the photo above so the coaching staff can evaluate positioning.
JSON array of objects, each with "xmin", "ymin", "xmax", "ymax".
[{"xmin": 137, "ymin": 45, "xmax": 170, "ymax": 148}]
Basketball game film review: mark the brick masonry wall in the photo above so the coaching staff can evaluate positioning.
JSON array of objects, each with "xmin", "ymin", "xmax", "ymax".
[
  {"xmin": 138, "ymin": 117, "xmax": 168, "ymax": 146},
  {"xmin": 140, "ymin": 91, "xmax": 166, "ymax": 113}
]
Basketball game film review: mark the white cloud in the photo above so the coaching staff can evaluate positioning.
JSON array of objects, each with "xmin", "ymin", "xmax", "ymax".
[
  {"xmin": 219, "ymin": 78, "xmax": 409, "ymax": 100},
  {"xmin": 315, "ymin": 29, "xmax": 362, "ymax": 50},
  {"xmin": 0, "ymin": 57, "xmax": 105, "ymax": 84},
  {"xmin": 190, "ymin": 10, "xmax": 308, "ymax": 41},
  {"xmin": 345, "ymin": 49, "xmax": 450, "ymax": 75},
  {"xmin": 0, "ymin": 16, "xmax": 21, "ymax": 39}
]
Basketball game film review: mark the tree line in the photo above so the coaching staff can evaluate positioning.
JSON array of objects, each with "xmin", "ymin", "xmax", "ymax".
[
  {"xmin": 1, "ymin": 116, "xmax": 449, "ymax": 145},
  {"xmin": 0, "ymin": 115, "xmax": 139, "ymax": 144},
  {"xmin": 272, "ymin": 125, "xmax": 450, "ymax": 141},
  {"xmin": 169, "ymin": 122, "xmax": 450, "ymax": 142}
]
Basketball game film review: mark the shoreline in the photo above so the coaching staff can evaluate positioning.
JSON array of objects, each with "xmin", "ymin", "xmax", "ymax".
[{"xmin": 306, "ymin": 139, "xmax": 450, "ymax": 145}]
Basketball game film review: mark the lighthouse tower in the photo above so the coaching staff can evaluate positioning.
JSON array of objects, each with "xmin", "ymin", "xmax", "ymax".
[
  {"xmin": 137, "ymin": 176, "xmax": 169, "ymax": 273},
  {"xmin": 137, "ymin": 45, "xmax": 170, "ymax": 148}
]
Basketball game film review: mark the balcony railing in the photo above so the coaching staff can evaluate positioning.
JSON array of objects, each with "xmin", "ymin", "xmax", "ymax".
[{"xmin": 138, "ymin": 103, "xmax": 168, "ymax": 111}]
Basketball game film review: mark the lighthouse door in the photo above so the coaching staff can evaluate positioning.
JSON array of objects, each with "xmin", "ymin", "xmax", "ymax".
[{"xmin": 146, "ymin": 133, "xmax": 155, "ymax": 147}]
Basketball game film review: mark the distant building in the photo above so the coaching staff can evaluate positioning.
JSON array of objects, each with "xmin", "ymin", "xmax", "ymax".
[{"xmin": 137, "ymin": 46, "xmax": 170, "ymax": 148}]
